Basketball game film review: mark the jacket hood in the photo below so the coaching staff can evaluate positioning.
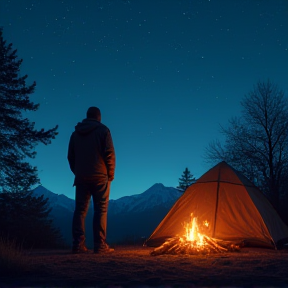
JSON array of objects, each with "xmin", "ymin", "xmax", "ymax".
[{"xmin": 75, "ymin": 118, "xmax": 102, "ymax": 135}]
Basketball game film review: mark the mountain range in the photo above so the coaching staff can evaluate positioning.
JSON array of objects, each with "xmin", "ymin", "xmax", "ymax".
[{"xmin": 33, "ymin": 183, "xmax": 182, "ymax": 247}]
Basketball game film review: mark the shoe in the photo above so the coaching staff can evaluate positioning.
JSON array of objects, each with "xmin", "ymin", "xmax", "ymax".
[
  {"xmin": 72, "ymin": 244, "xmax": 89, "ymax": 254},
  {"xmin": 94, "ymin": 243, "xmax": 114, "ymax": 254}
]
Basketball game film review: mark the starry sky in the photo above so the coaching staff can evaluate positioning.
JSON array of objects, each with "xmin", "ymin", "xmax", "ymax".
[{"xmin": 1, "ymin": 0, "xmax": 287, "ymax": 200}]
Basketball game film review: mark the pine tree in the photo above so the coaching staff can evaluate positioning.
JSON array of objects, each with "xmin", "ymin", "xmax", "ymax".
[
  {"xmin": 0, "ymin": 190, "xmax": 64, "ymax": 248},
  {"xmin": 0, "ymin": 27, "xmax": 58, "ymax": 192},
  {"xmin": 177, "ymin": 168, "xmax": 196, "ymax": 192},
  {"xmin": 0, "ymin": 28, "xmax": 63, "ymax": 248}
]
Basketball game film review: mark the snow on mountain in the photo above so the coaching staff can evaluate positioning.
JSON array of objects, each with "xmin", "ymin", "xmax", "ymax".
[
  {"xmin": 32, "ymin": 183, "xmax": 181, "ymax": 215},
  {"xmin": 33, "ymin": 185, "xmax": 75, "ymax": 212},
  {"xmin": 108, "ymin": 183, "xmax": 182, "ymax": 214}
]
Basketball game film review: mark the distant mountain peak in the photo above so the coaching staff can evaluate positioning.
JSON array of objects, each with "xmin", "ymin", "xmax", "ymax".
[
  {"xmin": 33, "ymin": 184, "xmax": 54, "ymax": 195},
  {"xmin": 143, "ymin": 183, "xmax": 173, "ymax": 194},
  {"xmin": 144, "ymin": 183, "xmax": 165, "ymax": 191},
  {"xmin": 109, "ymin": 183, "xmax": 181, "ymax": 214},
  {"xmin": 151, "ymin": 183, "xmax": 165, "ymax": 187},
  {"xmin": 33, "ymin": 185, "xmax": 75, "ymax": 212}
]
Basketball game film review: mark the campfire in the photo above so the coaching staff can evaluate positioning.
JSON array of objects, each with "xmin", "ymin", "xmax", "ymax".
[{"xmin": 151, "ymin": 214, "xmax": 240, "ymax": 256}]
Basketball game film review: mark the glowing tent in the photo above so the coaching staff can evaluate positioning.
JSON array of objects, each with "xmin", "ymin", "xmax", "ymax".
[{"xmin": 146, "ymin": 161, "xmax": 288, "ymax": 249}]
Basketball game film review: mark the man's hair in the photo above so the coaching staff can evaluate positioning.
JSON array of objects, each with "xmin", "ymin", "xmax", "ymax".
[{"xmin": 87, "ymin": 106, "xmax": 101, "ymax": 121}]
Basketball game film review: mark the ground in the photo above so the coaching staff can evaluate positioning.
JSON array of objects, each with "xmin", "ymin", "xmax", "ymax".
[{"xmin": 1, "ymin": 245, "xmax": 288, "ymax": 287}]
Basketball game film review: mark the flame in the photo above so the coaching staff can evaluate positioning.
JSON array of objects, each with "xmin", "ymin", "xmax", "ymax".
[
  {"xmin": 180, "ymin": 214, "xmax": 209, "ymax": 248},
  {"xmin": 151, "ymin": 213, "xmax": 239, "ymax": 255}
]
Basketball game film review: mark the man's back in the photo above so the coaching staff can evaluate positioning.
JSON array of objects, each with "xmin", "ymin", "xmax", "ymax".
[{"xmin": 68, "ymin": 118, "xmax": 115, "ymax": 185}]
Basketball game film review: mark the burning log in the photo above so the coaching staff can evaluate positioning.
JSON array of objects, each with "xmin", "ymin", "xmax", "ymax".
[
  {"xmin": 151, "ymin": 215, "xmax": 240, "ymax": 256},
  {"xmin": 151, "ymin": 236, "xmax": 240, "ymax": 256},
  {"xmin": 150, "ymin": 238, "xmax": 180, "ymax": 256},
  {"xmin": 203, "ymin": 236, "xmax": 228, "ymax": 252}
]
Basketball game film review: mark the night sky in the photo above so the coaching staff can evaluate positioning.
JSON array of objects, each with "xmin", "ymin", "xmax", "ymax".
[{"xmin": 1, "ymin": 0, "xmax": 287, "ymax": 200}]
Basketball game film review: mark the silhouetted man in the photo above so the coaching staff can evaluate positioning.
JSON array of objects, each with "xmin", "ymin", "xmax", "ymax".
[{"xmin": 68, "ymin": 106, "xmax": 115, "ymax": 253}]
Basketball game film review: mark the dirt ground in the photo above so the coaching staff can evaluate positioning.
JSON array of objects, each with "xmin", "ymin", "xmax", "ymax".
[{"xmin": 1, "ymin": 245, "xmax": 288, "ymax": 288}]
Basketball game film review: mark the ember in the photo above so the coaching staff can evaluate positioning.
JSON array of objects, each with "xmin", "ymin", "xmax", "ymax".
[{"xmin": 151, "ymin": 214, "xmax": 240, "ymax": 256}]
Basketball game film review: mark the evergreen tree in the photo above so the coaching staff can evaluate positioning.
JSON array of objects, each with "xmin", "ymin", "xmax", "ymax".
[
  {"xmin": 0, "ymin": 28, "xmax": 63, "ymax": 247},
  {"xmin": 0, "ymin": 27, "xmax": 58, "ymax": 192},
  {"xmin": 177, "ymin": 168, "xmax": 196, "ymax": 192},
  {"xmin": 0, "ymin": 190, "xmax": 64, "ymax": 248}
]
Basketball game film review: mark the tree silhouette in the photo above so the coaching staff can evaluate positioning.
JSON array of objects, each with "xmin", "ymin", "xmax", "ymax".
[
  {"xmin": 0, "ymin": 28, "xmax": 62, "ymax": 247},
  {"xmin": 205, "ymin": 80, "xmax": 288, "ymax": 217},
  {"xmin": 177, "ymin": 168, "xmax": 196, "ymax": 192},
  {"xmin": 0, "ymin": 28, "xmax": 58, "ymax": 193},
  {"xmin": 0, "ymin": 190, "xmax": 64, "ymax": 248}
]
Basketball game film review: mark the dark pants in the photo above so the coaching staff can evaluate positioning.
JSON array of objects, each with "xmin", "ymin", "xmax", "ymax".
[{"xmin": 72, "ymin": 180, "xmax": 110, "ymax": 248}]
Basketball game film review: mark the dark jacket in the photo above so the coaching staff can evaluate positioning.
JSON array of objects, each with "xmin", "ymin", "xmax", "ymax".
[{"xmin": 68, "ymin": 118, "xmax": 115, "ymax": 185}]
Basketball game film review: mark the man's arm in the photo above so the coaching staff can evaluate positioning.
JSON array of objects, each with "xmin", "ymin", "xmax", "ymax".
[
  {"xmin": 105, "ymin": 130, "xmax": 115, "ymax": 181},
  {"xmin": 67, "ymin": 133, "xmax": 75, "ymax": 174}
]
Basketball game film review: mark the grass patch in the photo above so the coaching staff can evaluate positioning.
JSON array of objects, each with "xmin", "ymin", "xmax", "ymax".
[{"xmin": 0, "ymin": 236, "xmax": 32, "ymax": 275}]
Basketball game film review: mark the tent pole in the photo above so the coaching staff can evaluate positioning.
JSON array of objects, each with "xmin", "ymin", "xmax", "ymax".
[{"xmin": 213, "ymin": 165, "xmax": 221, "ymax": 238}]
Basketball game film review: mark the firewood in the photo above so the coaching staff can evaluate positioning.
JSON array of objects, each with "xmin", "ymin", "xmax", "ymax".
[
  {"xmin": 204, "ymin": 236, "xmax": 228, "ymax": 252},
  {"xmin": 150, "ymin": 235, "xmax": 241, "ymax": 256}
]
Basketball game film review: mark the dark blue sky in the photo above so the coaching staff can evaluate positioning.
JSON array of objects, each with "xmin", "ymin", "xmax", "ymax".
[{"xmin": 1, "ymin": 0, "xmax": 287, "ymax": 200}]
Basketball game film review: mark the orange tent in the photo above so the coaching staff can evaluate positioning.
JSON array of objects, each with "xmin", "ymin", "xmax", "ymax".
[{"xmin": 146, "ymin": 161, "xmax": 288, "ymax": 249}]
